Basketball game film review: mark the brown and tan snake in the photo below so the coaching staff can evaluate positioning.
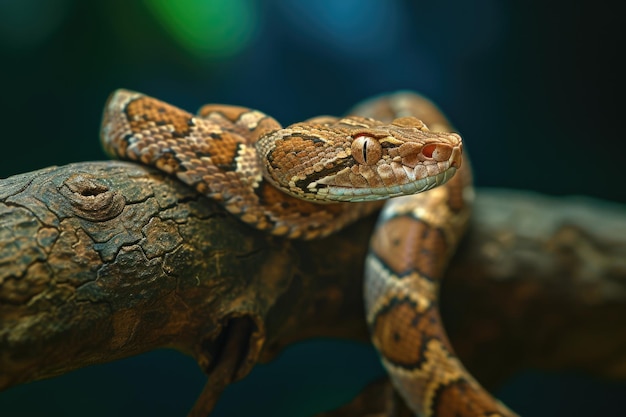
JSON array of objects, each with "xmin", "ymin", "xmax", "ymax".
[{"xmin": 100, "ymin": 89, "xmax": 518, "ymax": 416}]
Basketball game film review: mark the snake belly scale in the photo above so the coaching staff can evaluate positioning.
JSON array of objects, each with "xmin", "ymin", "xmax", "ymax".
[{"xmin": 100, "ymin": 89, "xmax": 518, "ymax": 416}]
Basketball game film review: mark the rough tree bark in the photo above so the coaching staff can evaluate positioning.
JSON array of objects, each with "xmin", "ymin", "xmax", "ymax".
[{"xmin": 1, "ymin": 161, "xmax": 625, "ymax": 416}]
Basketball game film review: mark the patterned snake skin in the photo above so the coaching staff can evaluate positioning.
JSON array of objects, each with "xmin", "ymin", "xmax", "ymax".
[{"xmin": 100, "ymin": 90, "xmax": 518, "ymax": 416}]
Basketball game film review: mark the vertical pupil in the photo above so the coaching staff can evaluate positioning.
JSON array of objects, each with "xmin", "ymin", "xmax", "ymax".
[{"xmin": 362, "ymin": 140, "xmax": 368, "ymax": 163}]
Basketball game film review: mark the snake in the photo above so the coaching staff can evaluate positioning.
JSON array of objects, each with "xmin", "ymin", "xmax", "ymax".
[{"xmin": 100, "ymin": 89, "xmax": 518, "ymax": 416}]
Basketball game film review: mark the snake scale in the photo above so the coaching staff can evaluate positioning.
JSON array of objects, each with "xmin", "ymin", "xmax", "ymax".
[{"xmin": 101, "ymin": 89, "xmax": 518, "ymax": 417}]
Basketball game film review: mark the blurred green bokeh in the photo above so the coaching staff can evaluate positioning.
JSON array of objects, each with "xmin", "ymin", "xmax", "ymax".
[{"xmin": 143, "ymin": 0, "xmax": 258, "ymax": 59}]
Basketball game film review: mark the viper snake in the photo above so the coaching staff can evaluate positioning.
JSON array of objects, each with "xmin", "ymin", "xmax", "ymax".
[{"xmin": 101, "ymin": 90, "xmax": 518, "ymax": 417}]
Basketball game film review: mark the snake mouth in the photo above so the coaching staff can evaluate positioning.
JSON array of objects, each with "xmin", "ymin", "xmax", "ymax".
[{"xmin": 314, "ymin": 166, "xmax": 458, "ymax": 202}]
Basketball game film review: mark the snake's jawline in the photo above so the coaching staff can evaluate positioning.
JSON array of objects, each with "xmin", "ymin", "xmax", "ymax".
[{"xmin": 291, "ymin": 159, "xmax": 353, "ymax": 194}]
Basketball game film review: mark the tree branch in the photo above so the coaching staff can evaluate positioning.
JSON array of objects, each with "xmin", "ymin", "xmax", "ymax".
[{"xmin": 1, "ymin": 162, "xmax": 624, "ymax": 415}]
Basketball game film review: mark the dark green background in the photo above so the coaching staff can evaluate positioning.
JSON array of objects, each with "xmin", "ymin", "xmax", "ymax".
[{"xmin": 1, "ymin": 0, "xmax": 624, "ymax": 416}]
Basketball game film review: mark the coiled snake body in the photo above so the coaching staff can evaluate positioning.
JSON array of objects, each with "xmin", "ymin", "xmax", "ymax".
[{"xmin": 101, "ymin": 90, "xmax": 517, "ymax": 416}]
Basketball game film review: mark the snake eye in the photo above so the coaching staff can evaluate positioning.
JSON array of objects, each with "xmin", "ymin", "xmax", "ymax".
[{"xmin": 351, "ymin": 135, "xmax": 382, "ymax": 165}]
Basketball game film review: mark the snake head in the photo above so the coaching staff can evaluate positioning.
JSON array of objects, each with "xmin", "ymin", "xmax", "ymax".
[{"xmin": 257, "ymin": 115, "xmax": 462, "ymax": 202}]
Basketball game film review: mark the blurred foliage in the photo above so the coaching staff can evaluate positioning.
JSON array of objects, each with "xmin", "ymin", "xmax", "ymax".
[
  {"xmin": 0, "ymin": 0, "xmax": 625, "ymax": 416},
  {"xmin": 0, "ymin": 0, "xmax": 71, "ymax": 48}
]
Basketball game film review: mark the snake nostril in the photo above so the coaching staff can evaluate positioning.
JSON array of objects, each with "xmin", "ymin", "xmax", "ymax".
[
  {"xmin": 422, "ymin": 144, "xmax": 453, "ymax": 162},
  {"xmin": 421, "ymin": 144, "xmax": 436, "ymax": 158}
]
